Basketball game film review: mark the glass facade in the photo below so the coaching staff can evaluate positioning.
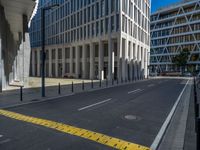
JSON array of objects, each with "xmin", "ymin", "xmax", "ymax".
[{"xmin": 150, "ymin": 0, "xmax": 200, "ymax": 73}]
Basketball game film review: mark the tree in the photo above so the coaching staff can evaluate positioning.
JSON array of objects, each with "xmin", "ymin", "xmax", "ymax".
[{"xmin": 172, "ymin": 48, "xmax": 190, "ymax": 73}]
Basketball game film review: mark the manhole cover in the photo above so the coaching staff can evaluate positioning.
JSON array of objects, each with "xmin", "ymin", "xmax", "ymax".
[{"xmin": 124, "ymin": 115, "xmax": 138, "ymax": 120}]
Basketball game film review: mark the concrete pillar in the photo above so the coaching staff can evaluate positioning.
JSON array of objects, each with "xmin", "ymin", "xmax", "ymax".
[
  {"xmin": 17, "ymin": 51, "xmax": 22, "ymax": 81},
  {"xmin": 49, "ymin": 49, "xmax": 52, "ymax": 77},
  {"xmin": 22, "ymin": 15, "xmax": 31, "ymax": 86},
  {"xmin": 62, "ymin": 48, "xmax": 65, "ymax": 77},
  {"xmin": 37, "ymin": 50, "xmax": 40, "ymax": 76},
  {"xmin": 90, "ymin": 43, "xmax": 95, "ymax": 79},
  {"xmin": 16, "ymin": 45, "xmax": 24, "ymax": 82},
  {"xmin": 117, "ymin": 37, "xmax": 122, "ymax": 80},
  {"xmin": 129, "ymin": 42, "xmax": 133, "ymax": 81},
  {"xmin": 122, "ymin": 39, "xmax": 128, "ymax": 81},
  {"xmin": 144, "ymin": 49, "xmax": 148, "ymax": 78},
  {"xmin": 138, "ymin": 46, "xmax": 141, "ymax": 78},
  {"xmin": 141, "ymin": 47, "xmax": 144, "ymax": 78},
  {"xmin": 13, "ymin": 59, "xmax": 17, "ymax": 80},
  {"xmin": 122, "ymin": 40, "xmax": 126, "ymax": 81},
  {"xmin": 82, "ymin": 45, "xmax": 87, "ymax": 79},
  {"xmin": 31, "ymin": 50, "xmax": 35, "ymax": 76},
  {"xmin": 55, "ymin": 48, "xmax": 58, "ymax": 77},
  {"xmin": 125, "ymin": 40, "xmax": 129, "ymax": 81},
  {"xmin": 108, "ymin": 38, "xmax": 114, "ymax": 80},
  {"xmin": 70, "ymin": 47, "xmax": 73, "ymax": 75},
  {"xmin": 0, "ymin": 37, "xmax": 2, "ymax": 92},
  {"xmin": 134, "ymin": 45, "xmax": 138, "ymax": 79},
  {"xmin": 75, "ymin": 46, "xmax": 80, "ymax": 78},
  {"xmin": 99, "ymin": 40, "xmax": 104, "ymax": 80}
]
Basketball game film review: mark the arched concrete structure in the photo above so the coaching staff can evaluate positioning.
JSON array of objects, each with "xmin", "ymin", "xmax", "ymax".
[{"xmin": 0, "ymin": 0, "xmax": 37, "ymax": 91}]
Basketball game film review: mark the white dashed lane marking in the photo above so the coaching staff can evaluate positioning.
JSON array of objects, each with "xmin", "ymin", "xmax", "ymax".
[
  {"xmin": 128, "ymin": 89, "xmax": 144, "ymax": 94},
  {"xmin": 78, "ymin": 98, "xmax": 112, "ymax": 111}
]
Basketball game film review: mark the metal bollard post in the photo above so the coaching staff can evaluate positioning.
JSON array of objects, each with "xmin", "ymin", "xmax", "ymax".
[
  {"xmin": 196, "ymin": 103, "xmax": 199, "ymax": 118},
  {"xmin": 112, "ymin": 79, "xmax": 114, "ymax": 85},
  {"xmin": 71, "ymin": 82, "xmax": 74, "ymax": 93},
  {"xmin": 117, "ymin": 78, "xmax": 119, "ymax": 85},
  {"xmin": 106, "ymin": 78, "xmax": 108, "ymax": 87},
  {"xmin": 197, "ymin": 118, "xmax": 200, "ymax": 150},
  {"xmin": 20, "ymin": 86, "xmax": 23, "ymax": 101},
  {"xmin": 58, "ymin": 83, "xmax": 61, "ymax": 95},
  {"xmin": 91, "ymin": 80, "xmax": 94, "ymax": 89},
  {"xmin": 196, "ymin": 103, "xmax": 199, "ymax": 132},
  {"xmin": 82, "ymin": 81, "xmax": 85, "ymax": 91},
  {"xmin": 99, "ymin": 79, "xmax": 101, "ymax": 87}
]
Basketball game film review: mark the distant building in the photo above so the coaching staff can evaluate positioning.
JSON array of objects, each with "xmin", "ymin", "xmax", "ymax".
[
  {"xmin": 0, "ymin": 0, "xmax": 37, "ymax": 91},
  {"xmin": 29, "ymin": 0, "xmax": 150, "ymax": 81},
  {"xmin": 150, "ymin": 0, "xmax": 200, "ymax": 74}
]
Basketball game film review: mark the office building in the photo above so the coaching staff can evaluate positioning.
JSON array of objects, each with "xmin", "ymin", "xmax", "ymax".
[
  {"xmin": 30, "ymin": 0, "xmax": 150, "ymax": 80},
  {"xmin": 150, "ymin": 0, "xmax": 200, "ymax": 74}
]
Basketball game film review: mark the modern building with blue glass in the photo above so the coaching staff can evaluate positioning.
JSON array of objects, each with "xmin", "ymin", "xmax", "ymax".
[
  {"xmin": 30, "ymin": 0, "xmax": 150, "ymax": 81},
  {"xmin": 150, "ymin": 0, "xmax": 200, "ymax": 74}
]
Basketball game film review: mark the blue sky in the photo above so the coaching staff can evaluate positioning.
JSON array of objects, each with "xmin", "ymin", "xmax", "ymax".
[{"xmin": 151, "ymin": 0, "xmax": 181, "ymax": 13}]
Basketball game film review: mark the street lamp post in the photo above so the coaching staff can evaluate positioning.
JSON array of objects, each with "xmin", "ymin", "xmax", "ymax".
[{"xmin": 41, "ymin": 4, "xmax": 59, "ymax": 97}]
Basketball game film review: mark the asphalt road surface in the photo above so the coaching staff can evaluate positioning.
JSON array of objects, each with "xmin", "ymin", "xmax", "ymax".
[{"xmin": 0, "ymin": 78, "xmax": 188, "ymax": 150}]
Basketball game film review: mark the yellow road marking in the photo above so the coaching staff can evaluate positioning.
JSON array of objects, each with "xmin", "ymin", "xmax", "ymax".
[{"xmin": 0, "ymin": 109, "xmax": 150, "ymax": 150}]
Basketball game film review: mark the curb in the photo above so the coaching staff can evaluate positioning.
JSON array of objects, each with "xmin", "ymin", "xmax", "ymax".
[
  {"xmin": 0, "ymin": 79, "xmax": 151, "ymax": 109},
  {"xmin": 150, "ymin": 79, "xmax": 190, "ymax": 150}
]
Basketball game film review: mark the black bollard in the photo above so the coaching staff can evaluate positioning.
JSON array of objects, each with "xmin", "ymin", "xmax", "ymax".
[
  {"xmin": 58, "ymin": 83, "xmax": 61, "ymax": 95},
  {"xmin": 71, "ymin": 82, "xmax": 74, "ymax": 93},
  {"xmin": 196, "ymin": 103, "xmax": 199, "ymax": 132},
  {"xmin": 82, "ymin": 81, "xmax": 85, "ymax": 91},
  {"xmin": 197, "ymin": 118, "xmax": 200, "ymax": 150},
  {"xmin": 112, "ymin": 79, "xmax": 114, "ymax": 85},
  {"xmin": 91, "ymin": 80, "xmax": 94, "ymax": 89},
  {"xmin": 117, "ymin": 78, "xmax": 119, "ymax": 84},
  {"xmin": 99, "ymin": 79, "xmax": 101, "ymax": 87},
  {"xmin": 106, "ymin": 78, "xmax": 108, "ymax": 87},
  {"xmin": 20, "ymin": 86, "xmax": 23, "ymax": 101}
]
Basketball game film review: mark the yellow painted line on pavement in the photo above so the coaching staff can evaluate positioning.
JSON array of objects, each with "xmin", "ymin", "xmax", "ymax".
[{"xmin": 0, "ymin": 109, "xmax": 150, "ymax": 150}]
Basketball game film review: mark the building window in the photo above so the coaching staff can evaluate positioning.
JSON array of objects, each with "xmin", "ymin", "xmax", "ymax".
[
  {"xmin": 52, "ymin": 49, "xmax": 56, "ymax": 60},
  {"xmin": 65, "ymin": 48, "xmax": 70, "ymax": 59},
  {"xmin": 58, "ymin": 48, "xmax": 62, "ymax": 60},
  {"xmin": 111, "ymin": 16, "xmax": 115, "ymax": 32}
]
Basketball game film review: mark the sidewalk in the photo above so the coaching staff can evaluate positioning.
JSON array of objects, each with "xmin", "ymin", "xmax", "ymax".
[
  {"xmin": 0, "ymin": 77, "xmax": 145, "ymax": 108},
  {"xmin": 157, "ymin": 79, "xmax": 196, "ymax": 150},
  {"xmin": 183, "ymin": 84, "xmax": 196, "ymax": 150}
]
